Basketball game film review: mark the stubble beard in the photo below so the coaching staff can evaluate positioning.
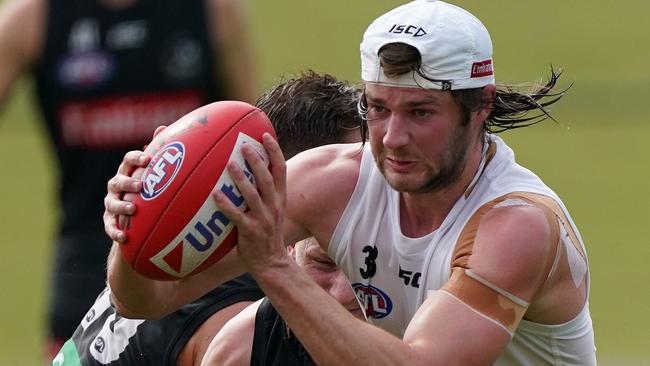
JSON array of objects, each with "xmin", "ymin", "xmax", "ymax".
[{"xmin": 376, "ymin": 123, "xmax": 472, "ymax": 194}]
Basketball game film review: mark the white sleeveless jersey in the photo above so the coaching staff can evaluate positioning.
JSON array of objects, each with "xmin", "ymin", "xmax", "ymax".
[{"xmin": 329, "ymin": 135, "xmax": 596, "ymax": 365}]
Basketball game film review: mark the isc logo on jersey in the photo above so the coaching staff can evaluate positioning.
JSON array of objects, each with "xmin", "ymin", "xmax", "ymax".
[
  {"xmin": 149, "ymin": 133, "xmax": 268, "ymax": 278},
  {"xmin": 352, "ymin": 283, "xmax": 393, "ymax": 319},
  {"xmin": 140, "ymin": 142, "xmax": 185, "ymax": 200}
]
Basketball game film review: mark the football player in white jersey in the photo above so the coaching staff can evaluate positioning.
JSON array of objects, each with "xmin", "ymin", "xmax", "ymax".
[{"xmin": 103, "ymin": 1, "xmax": 596, "ymax": 364}]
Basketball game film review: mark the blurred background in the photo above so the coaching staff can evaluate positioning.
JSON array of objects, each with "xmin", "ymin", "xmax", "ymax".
[{"xmin": 0, "ymin": 1, "xmax": 648, "ymax": 364}]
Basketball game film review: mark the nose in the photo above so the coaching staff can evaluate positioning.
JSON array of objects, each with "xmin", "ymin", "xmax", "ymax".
[{"xmin": 382, "ymin": 113, "xmax": 410, "ymax": 150}]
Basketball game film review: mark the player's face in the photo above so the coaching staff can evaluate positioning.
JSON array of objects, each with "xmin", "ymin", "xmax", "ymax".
[
  {"xmin": 292, "ymin": 239, "xmax": 365, "ymax": 319},
  {"xmin": 365, "ymin": 83, "xmax": 476, "ymax": 194}
]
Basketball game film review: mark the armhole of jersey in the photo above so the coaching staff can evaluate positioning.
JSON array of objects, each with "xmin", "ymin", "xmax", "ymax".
[
  {"xmin": 328, "ymin": 144, "xmax": 373, "ymax": 260},
  {"xmin": 250, "ymin": 298, "xmax": 274, "ymax": 366},
  {"xmin": 463, "ymin": 140, "xmax": 497, "ymax": 199},
  {"xmin": 167, "ymin": 285, "xmax": 265, "ymax": 363}
]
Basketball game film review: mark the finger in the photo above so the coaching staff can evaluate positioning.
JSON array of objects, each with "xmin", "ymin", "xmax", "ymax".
[
  {"xmin": 212, "ymin": 181, "xmax": 250, "ymax": 227},
  {"xmin": 117, "ymin": 213, "xmax": 131, "ymax": 231},
  {"xmin": 107, "ymin": 174, "xmax": 141, "ymax": 195},
  {"xmin": 225, "ymin": 158, "xmax": 266, "ymax": 217},
  {"xmin": 262, "ymin": 133, "xmax": 287, "ymax": 202},
  {"xmin": 104, "ymin": 194, "xmax": 136, "ymax": 216},
  {"xmin": 240, "ymin": 143, "xmax": 276, "ymax": 204},
  {"xmin": 103, "ymin": 210, "xmax": 126, "ymax": 243},
  {"xmin": 118, "ymin": 151, "xmax": 151, "ymax": 176}
]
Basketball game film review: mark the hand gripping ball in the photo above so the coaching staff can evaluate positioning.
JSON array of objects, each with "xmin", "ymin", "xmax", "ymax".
[{"xmin": 119, "ymin": 101, "xmax": 276, "ymax": 280}]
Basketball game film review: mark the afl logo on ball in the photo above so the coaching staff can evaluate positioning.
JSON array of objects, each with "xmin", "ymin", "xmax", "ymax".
[{"xmin": 141, "ymin": 142, "xmax": 185, "ymax": 200}]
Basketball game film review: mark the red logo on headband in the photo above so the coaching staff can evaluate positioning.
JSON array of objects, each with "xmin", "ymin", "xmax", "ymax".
[{"xmin": 471, "ymin": 60, "xmax": 493, "ymax": 78}]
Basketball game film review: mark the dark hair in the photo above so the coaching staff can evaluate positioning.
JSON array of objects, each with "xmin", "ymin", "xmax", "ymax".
[
  {"xmin": 255, "ymin": 70, "xmax": 363, "ymax": 159},
  {"xmin": 358, "ymin": 42, "xmax": 567, "ymax": 134}
]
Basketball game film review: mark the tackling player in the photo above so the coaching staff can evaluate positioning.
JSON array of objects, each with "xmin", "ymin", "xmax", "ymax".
[
  {"xmin": 53, "ymin": 71, "xmax": 363, "ymax": 365},
  {"xmin": 202, "ymin": 239, "xmax": 365, "ymax": 366}
]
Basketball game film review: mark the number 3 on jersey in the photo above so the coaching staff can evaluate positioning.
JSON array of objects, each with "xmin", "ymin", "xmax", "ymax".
[{"xmin": 360, "ymin": 245, "xmax": 378, "ymax": 279}]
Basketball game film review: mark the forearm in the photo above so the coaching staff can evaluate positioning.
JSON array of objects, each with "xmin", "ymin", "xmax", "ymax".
[
  {"xmin": 253, "ymin": 260, "xmax": 422, "ymax": 366},
  {"xmin": 107, "ymin": 245, "xmax": 180, "ymax": 318},
  {"xmin": 107, "ymin": 245, "xmax": 246, "ymax": 319}
]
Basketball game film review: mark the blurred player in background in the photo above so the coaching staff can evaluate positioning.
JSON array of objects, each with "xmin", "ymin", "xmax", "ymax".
[
  {"xmin": 104, "ymin": 0, "xmax": 596, "ymax": 364},
  {"xmin": 202, "ymin": 238, "xmax": 365, "ymax": 366},
  {"xmin": 54, "ymin": 71, "xmax": 364, "ymax": 365},
  {"xmin": 0, "ymin": 0, "xmax": 255, "ymax": 358}
]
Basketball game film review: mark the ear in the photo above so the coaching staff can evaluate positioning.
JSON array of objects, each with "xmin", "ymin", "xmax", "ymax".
[{"xmin": 475, "ymin": 84, "xmax": 496, "ymax": 124}]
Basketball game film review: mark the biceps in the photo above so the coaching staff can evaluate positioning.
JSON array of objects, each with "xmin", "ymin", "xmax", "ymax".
[{"xmin": 403, "ymin": 290, "xmax": 512, "ymax": 365}]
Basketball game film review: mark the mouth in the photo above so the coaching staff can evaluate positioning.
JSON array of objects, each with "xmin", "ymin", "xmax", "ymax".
[{"xmin": 385, "ymin": 156, "xmax": 414, "ymax": 173}]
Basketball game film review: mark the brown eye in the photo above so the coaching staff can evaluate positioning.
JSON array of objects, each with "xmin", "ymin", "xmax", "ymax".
[
  {"xmin": 414, "ymin": 109, "xmax": 432, "ymax": 118},
  {"xmin": 367, "ymin": 105, "xmax": 388, "ymax": 121},
  {"xmin": 314, "ymin": 258, "xmax": 337, "ymax": 269}
]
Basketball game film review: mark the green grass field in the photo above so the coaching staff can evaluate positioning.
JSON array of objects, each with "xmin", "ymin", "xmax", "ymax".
[{"xmin": 1, "ymin": 1, "xmax": 649, "ymax": 364}]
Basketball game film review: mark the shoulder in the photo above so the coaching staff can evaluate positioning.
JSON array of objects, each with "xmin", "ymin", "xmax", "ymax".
[
  {"xmin": 204, "ymin": 0, "xmax": 247, "ymax": 35},
  {"xmin": 0, "ymin": 0, "xmax": 45, "ymax": 65},
  {"xmin": 0, "ymin": 0, "xmax": 44, "ymax": 29},
  {"xmin": 285, "ymin": 143, "xmax": 364, "ymax": 242},
  {"xmin": 202, "ymin": 0, "xmax": 256, "ymax": 101},
  {"xmin": 204, "ymin": 0, "xmax": 240, "ymax": 17},
  {"xmin": 288, "ymin": 142, "xmax": 363, "ymax": 191},
  {"xmin": 205, "ymin": 0, "xmax": 243, "ymax": 12},
  {"xmin": 200, "ymin": 299, "xmax": 262, "ymax": 366}
]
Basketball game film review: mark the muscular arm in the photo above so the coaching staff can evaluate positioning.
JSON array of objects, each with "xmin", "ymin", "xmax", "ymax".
[
  {"xmin": 104, "ymin": 151, "xmax": 247, "ymax": 319},
  {"xmin": 206, "ymin": 0, "xmax": 257, "ymax": 103},
  {"xmin": 105, "ymin": 136, "xmax": 323, "ymax": 319},
  {"xmin": 199, "ymin": 300, "xmax": 261, "ymax": 366},
  {"xmin": 283, "ymin": 143, "xmax": 363, "ymax": 247},
  {"xmin": 0, "ymin": 0, "xmax": 43, "ymax": 108},
  {"xmin": 177, "ymin": 300, "xmax": 255, "ymax": 366},
  {"xmin": 107, "ymin": 244, "xmax": 246, "ymax": 319}
]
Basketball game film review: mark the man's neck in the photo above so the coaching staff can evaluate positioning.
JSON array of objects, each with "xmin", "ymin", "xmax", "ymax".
[{"xmin": 398, "ymin": 140, "xmax": 485, "ymax": 238}]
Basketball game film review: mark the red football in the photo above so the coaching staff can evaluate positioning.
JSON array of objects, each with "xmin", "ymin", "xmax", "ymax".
[{"xmin": 119, "ymin": 101, "xmax": 275, "ymax": 280}]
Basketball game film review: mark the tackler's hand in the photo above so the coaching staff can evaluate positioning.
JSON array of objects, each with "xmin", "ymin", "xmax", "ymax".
[
  {"xmin": 212, "ymin": 133, "xmax": 290, "ymax": 273},
  {"xmin": 103, "ymin": 150, "xmax": 151, "ymax": 243}
]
